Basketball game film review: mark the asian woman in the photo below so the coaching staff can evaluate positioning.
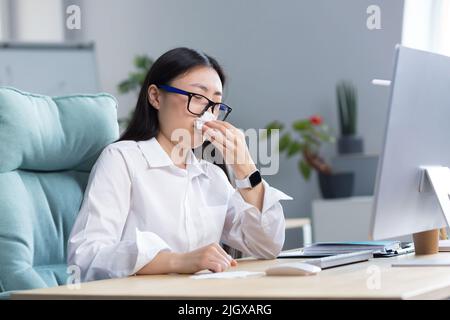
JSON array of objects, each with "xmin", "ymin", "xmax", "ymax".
[{"xmin": 67, "ymin": 47, "xmax": 292, "ymax": 282}]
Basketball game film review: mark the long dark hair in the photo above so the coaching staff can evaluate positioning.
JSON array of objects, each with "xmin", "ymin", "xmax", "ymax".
[{"xmin": 117, "ymin": 47, "xmax": 226, "ymax": 142}]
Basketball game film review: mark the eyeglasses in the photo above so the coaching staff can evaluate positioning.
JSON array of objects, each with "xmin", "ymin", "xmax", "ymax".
[{"xmin": 157, "ymin": 84, "xmax": 232, "ymax": 121}]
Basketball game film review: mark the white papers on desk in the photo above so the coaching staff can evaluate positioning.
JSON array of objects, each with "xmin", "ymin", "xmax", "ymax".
[{"xmin": 190, "ymin": 271, "xmax": 265, "ymax": 279}]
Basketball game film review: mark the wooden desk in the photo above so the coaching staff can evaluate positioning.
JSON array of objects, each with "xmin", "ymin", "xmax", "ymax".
[{"xmin": 11, "ymin": 252, "xmax": 450, "ymax": 300}]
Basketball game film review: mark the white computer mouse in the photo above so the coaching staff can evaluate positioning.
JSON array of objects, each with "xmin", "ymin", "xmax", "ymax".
[{"xmin": 265, "ymin": 262, "xmax": 321, "ymax": 276}]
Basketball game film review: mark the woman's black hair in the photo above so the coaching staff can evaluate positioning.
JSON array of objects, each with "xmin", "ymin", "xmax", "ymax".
[{"xmin": 117, "ymin": 47, "xmax": 226, "ymax": 142}]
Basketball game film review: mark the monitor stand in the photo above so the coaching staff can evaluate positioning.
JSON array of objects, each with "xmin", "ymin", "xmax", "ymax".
[
  {"xmin": 414, "ymin": 166, "xmax": 450, "ymax": 254},
  {"xmin": 396, "ymin": 167, "xmax": 450, "ymax": 265},
  {"xmin": 412, "ymin": 229, "xmax": 440, "ymax": 255}
]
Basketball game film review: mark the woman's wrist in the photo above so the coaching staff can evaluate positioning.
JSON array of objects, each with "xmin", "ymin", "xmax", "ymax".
[
  {"xmin": 168, "ymin": 252, "xmax": 184, "ymax": 273},
  {"xmin": 233, "ymin": 163, "xmax": 257, "ymax": 180}
]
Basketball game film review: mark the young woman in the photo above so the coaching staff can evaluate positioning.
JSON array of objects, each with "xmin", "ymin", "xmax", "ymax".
[{"xmin": 68, "ymin": 47, "xmax": 292, "ymax": 282}]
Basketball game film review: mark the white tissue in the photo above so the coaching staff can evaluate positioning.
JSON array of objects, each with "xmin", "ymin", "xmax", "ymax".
[{"xmin": 194, "ymin": 112, "xmax": 216, "ymax": 130}]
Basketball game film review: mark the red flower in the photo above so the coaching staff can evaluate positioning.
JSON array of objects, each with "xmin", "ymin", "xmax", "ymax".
[{"xmin": 309, "ymin": 115, "xmax": 322, "ymax": 126}]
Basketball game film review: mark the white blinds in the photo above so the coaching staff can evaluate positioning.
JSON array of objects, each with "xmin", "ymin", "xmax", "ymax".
[{"xmin": 402, "ymin": 0, "xmax": 450, "ymax": 57}]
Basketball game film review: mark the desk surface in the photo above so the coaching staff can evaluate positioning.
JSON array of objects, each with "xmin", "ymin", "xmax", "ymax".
[{"xmin": 11, "ymin": 252, "xmax": 450, "ymax": 300}]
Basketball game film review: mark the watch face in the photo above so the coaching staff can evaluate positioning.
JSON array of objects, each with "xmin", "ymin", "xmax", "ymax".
[{"xmin": 249, "ymin": 171, "xmax": 262, "ymax": 187}]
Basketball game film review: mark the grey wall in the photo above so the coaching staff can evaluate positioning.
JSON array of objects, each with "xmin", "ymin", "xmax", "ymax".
[{"xmin": 78, "ymin": 0, "xmax": 404, "ymax": 249}]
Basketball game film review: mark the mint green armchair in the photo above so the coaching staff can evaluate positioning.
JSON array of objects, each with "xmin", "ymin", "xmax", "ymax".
[{"xmin": 0, "ymin": 87, "xmax": 119, "ymax": 298}]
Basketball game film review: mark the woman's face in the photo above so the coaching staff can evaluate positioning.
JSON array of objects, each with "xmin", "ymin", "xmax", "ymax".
[{"xmin": 148, "ymin": 66, "xmax": 223, "ymax": 149}]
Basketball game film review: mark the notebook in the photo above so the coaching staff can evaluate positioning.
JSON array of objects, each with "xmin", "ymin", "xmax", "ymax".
[{"xmin": 279, "ymin": 241, "xmax": 402, "ymax": 258}]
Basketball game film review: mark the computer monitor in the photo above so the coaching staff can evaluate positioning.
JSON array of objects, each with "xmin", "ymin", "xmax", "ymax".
[{"xmin": 370, "ymin": 45, "xmax": 450, "ymax": 250}]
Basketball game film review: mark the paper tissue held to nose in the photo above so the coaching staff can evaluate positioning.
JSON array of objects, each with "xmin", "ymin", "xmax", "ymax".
[{"xmin": 194, "ymin": 112, "xmax": 216, "ymax": 130}]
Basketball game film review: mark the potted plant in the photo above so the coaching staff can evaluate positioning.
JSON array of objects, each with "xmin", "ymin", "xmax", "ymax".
[
  {"xmin": 336, "ymin": 81, "xmax": 364, "ymax": 154},
  {"xmin": 263, "ymin": 115, "xmax": 354, "ymax": 199},
  {"xmin": 117, "ymin": 55, "xmax": 154, "ymax": 130}
]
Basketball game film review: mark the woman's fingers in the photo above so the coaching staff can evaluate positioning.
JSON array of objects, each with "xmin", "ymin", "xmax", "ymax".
[
  {"xmin": 202, "ymin": 244, "xmax": 239, "ymax": 272},
  {"xmin": 203, "ymin": 121, "xmax": 238, "ymax": 144},
  {"xmin": 212, "ymin": 244, "xmax": 233, "ymax": 262},
  {"xmin": 216, "ymin": 246, "xmax": 238, "ymax": 267},
  {"xmin": 203, "ymin": 125, "xmax": 230, "ymax": 144},
  {"xmin": 215, "ymin": 244, "xmax": 232, "ymax": 259},
  {"xmin": 204, "ymin": 127, "xmax": 235, "ymax": 149},
  {"xmin": 208, "ymin": 132, "xmax": 249, "ymax": 166},
  {"xmin": 204, "ymin": 129, "xmax": 231, "ymax": 160},
  {"xmin": 208, "ymin": 136, "xmax": 237, "ymax": 164},
  {"xmin": 208, "ymin": 253, "xmax": 230, "ymax": 272},
  {"xmin": 214, "ymin": 120, "xmax": 235, "ymax": 130},
  {"xmin": 211, "ymin": 254, "xmax": 230, "ymax": 271},
  {"xmin": 205, "ymin": 131, "xmax": 225, "ymax": 152},
  {"xmin": 212, "ymin": 244, "xmax": 237, "ymax": 270},
  {"xmin": 207, "ymin": 261, "xmax": 224, "ymax": 273},
  {"xmin": 203, "ymin": 120, "xmax": 233, "ymax": 135},
  {"xmin": 203, "ymin": 121, "xmax": 250, "ymax": 164}
]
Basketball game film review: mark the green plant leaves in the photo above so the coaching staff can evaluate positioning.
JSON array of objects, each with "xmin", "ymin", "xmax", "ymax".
[
  {"xmin": 118, "ymin": 55, "xmax": 154, "ymax": 94},
  {"xmin": 117, "ymin": 79, "xmax": 135, "ymax": 94},
  {"xmin": 287, "ymin": 141, "xmax": 303, "ymax": 157},
  {"xmin": 292, "ymin": 119, "xmax": 312, "ymax": 132},
  {"xmin": 279, "ymin": 133, "xmax": 292, "ymax": 152},
  {"xmin": 337, "ymin": 80, "xmax": 357, "ymax": 135},
  {"xmin": 265, "ymin": 120, "xmax": 284, "ymax": 131},
  {"xmin": 134, "ymin": 55, "xmax": 154, "ymax": 70},
  {"xmin": 117, "ymin": 54, "xmax": 154, "ymax": 128},
  {"xmin": 118, "ymin": 72, "xmax": 146, "ymax": 94},
  {"xmin": 262, "ymin": 116, "xmax": 335, "ymax": 181},
  {"xmin": 261, "ymin": 120, "xmax": 284, "ymax": 140},
  {"xmin": 298, "ymin": 159, "xmax": 312, "ymax": 180}
]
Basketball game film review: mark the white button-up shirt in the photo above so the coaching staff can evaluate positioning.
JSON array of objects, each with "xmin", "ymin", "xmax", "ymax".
[{"xmin": 68, "ymin": 137, "xmax": 292, "ymax": 282}]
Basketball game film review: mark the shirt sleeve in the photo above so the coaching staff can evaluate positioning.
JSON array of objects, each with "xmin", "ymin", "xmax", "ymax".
[
  {"xmin": 67, "ymin": 146, "xmax": 171, "ymax": 282},
  {"xmin": 220, "ymin": 174, "xmax": 293, "ymax": 259}
]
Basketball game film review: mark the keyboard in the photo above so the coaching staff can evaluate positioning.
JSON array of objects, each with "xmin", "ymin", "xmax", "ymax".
[{"xmin": 304, "ymin": 250, "xmax": 373, "ymax": 269}]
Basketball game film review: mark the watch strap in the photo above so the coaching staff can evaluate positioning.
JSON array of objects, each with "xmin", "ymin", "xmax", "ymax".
[{"xmin": 235, "ymin": 170, "xmax": 262, "ymax": 189}]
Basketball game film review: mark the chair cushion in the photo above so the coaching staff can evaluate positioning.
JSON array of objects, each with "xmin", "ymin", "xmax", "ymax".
[
  {"xmin": 0, "ymin": 87, "xmax": 119, "ymax": 294},
  {"xmin": 0, "ymin": 87, "xmax": 119, "ymax": 173}
]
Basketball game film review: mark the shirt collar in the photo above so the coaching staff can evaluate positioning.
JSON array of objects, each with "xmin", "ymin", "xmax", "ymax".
[{"xmin": 137, "ymin": 137, "xmax": 209, "ymax": 178}]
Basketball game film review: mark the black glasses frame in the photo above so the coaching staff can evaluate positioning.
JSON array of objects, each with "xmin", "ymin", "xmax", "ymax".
[{"xmin": 157, "ymin": 84, "xmax": 232, "ymax": 120}]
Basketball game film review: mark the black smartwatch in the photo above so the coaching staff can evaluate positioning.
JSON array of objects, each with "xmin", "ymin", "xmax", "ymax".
[{"xmin": 235, "ymin": 170, "xmax": 262, "ymax": 189}]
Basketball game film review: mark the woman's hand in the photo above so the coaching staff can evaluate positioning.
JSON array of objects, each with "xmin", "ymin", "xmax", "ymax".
[
  {"xmin": 202, "ymin": 120, "xmax": 257, "ymax": 180},
  {"xmin": 137, "ymin": 243, "xmax": 237, "ymax": 275},
  {"xmin": 173, "ymin": 243, "xmax": 238, "ymax": 274},
  {"xmin": 202, "ymin": 120, "xmax": 265, "ymax": 212}
]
